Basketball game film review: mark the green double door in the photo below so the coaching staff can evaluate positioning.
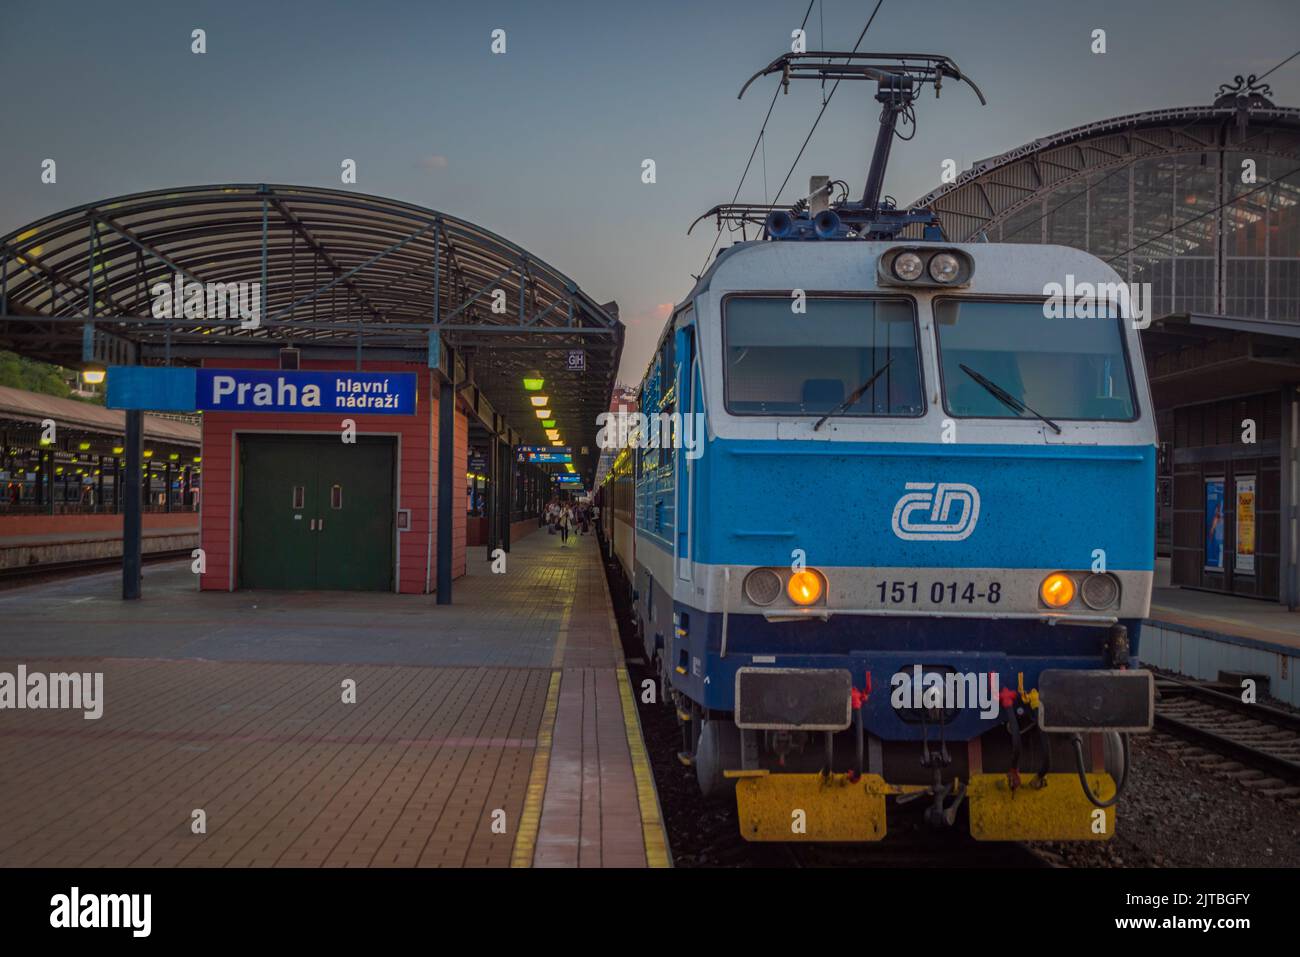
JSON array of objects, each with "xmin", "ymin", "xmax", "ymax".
[{"xmin": 239, "ymin": 435, "xmax": 395, "ymax": 591}]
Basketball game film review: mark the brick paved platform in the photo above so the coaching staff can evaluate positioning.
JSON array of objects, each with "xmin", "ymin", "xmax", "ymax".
[{"xmin": 0, "ymin": 531, "xmax": 668, "ymax": 867}]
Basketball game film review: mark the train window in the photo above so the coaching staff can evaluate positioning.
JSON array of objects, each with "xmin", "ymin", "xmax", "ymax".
[
  {"xmin": 935, "ymin": 300, "xmax": 1136, "ymax": 422},
  {"xmin": 722, "ymin": 296, "xmax": 923, "ymax": 417}
]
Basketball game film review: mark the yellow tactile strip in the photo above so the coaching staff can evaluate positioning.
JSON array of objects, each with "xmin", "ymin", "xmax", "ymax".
[
  {"xmin": 603, "ymin": 580, "xmax": 672, "ymax": 868},
  {"xmin": 510, "ymin": 596, "xmax": 568, "ymax": 867},
  {"xmin": 510, "ymin": 670, "xmax": 561, "ymax": 868},
  {"xmin": 614, "ymin": 667, "xmax": 672, "ymax": 867}
]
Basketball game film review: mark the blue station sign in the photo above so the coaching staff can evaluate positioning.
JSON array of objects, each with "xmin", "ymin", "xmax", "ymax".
[
  {"xmin": 107, "ymin": 367, "xmax": 417, "ymax": 416},
  {"xmin": 198, "ymin": 370, "xmax": 416, "ymax": 414},
  {"xmin": 524, "ymin": 452, "xmax": 572, "ymax": 464}
]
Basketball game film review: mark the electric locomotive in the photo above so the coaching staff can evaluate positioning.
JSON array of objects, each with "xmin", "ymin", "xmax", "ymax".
[{"xmin": 606, "ymin": 53, "xmax": 1155, "ymax": 842}]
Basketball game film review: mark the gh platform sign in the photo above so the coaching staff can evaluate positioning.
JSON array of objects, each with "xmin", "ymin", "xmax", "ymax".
[{"xmin": 107, "ymin": 367, "xmax": 417, "ymax": 415}]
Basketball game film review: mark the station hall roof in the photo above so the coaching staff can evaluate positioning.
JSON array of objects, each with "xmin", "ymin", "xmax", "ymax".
[
  {"xmin": 906, "ymin": 100, "xmax": 1300, "ymax": 247},
  {"xmin": 0, "ymin": 184, "xmax": 623, "ymax": 482},
  {"xmin": 901, "ymin": 94, "xmax": 1300, "ymax": 327}
]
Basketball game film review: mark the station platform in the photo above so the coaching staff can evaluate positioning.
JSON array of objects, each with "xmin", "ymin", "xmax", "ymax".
[{"xmin": 0, "ymin": 530, "xmax": 669, "ymax": 867}]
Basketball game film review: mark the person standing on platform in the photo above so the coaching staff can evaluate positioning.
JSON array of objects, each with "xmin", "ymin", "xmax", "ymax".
[{"xmin": 558, "ymin": 503, "xmax": 571, "ymax": 545}]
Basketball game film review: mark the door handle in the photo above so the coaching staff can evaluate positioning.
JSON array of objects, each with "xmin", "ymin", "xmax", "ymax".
[{"xmin": 318, "ymin": 518, "xmax": 324, "ymax": 532}]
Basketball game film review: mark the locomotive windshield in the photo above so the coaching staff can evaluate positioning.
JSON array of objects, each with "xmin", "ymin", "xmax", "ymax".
[
  {"xmin": 935, "ymin": 299, "xmax": 1136, "ymax": 422},
  {"xmin": 722, "ymin": 296, "xmax": 924, "ymax": 417}
]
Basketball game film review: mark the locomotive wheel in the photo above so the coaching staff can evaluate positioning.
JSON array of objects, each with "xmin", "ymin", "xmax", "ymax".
[
  {"xmin": 1103, "ymin": 731, "xmax": 1128, "ymax": 782},
  {"xmin": 694, "ymin": 719, "xmax": 740, "ymax": 800}
]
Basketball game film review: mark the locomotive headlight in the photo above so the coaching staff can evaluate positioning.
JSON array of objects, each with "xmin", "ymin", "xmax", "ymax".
[
  {"xmin": 1081, "ymin": 572, "xmax": 1120, "ymax": 610},
  {"xmin": 928, "ymin": 252, "xmax": 961, "ymax": 283},
  {"xmin": 1039, "ymin": 572, "xmax": 1076, "ymax": 608},
  {"xmin": 892, "ymin": 252, "xmax": 924, "ymax": 281},
  {"xmin": 787, "ymin": 569, "xmax": 825, "ymax": 606},
  {"xmin": 743, "ymin": 568, "xmax": 782, "ymax": 606}
]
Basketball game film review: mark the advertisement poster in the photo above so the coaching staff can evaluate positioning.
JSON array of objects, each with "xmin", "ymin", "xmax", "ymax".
[
  {"xmin": 1236, "ymin": 476, "xmax": 1256, "ymax": 575},
  {"xmin": 1204, "ymin": 478, "xmax": 1225, "ymax": 570}
]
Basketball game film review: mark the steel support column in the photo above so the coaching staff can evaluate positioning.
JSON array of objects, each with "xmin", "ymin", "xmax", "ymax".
[
  {"xmin": 436, "ymin": 357, "xmax": 455, "ymax": 604},
  {"xmin": 123, "ymin": 410, "xmax": 143, "ymax": 600},
  {"xmin": 1284, "ymin": 386, "xmax": 1299, "ymax": 610},
  {"xmin": 500, "ymin": 437, "xmax": 512, "ymax": 553},
  {"xmin": 485, "ymin": 433, "xmax": 498, "ymax": 561}
]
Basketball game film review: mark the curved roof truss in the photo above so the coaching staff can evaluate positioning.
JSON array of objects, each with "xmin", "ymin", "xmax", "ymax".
[
  {"xmin": 0, "ymin": 184, "xmax": 624, "ymax": 481},
  {"xmin": 906, "ymin": 104, "xmax": 1300, "ymax": 248}
]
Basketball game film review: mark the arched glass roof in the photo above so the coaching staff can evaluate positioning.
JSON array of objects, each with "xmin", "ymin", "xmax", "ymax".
[{"xmin": 906, "ymin": 102, "xmax": 1300, "ymax": 321}]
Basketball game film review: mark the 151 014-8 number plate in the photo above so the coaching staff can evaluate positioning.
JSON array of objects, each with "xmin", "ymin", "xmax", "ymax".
[{"xmin": 872, "ymin": 578, "xmax": 1004, "ymax": 608}]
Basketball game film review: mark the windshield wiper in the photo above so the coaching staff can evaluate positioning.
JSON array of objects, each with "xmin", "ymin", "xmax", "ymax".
[
  {"xmin": 813, "ymin": 358, "xmax": 894, "ymax": 431},
  {"xmin": 958, "ymin": 363, "xmax": 1061, "ymax": 434}
]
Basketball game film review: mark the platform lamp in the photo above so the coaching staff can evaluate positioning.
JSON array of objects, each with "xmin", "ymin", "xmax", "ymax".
[
  {"xmin": 80, "ymin": 361, "xmax": 106, "ymax": 386},
  {"xmin": 523, "ymin": 371, "xmax": 544, "ymax": 392}
]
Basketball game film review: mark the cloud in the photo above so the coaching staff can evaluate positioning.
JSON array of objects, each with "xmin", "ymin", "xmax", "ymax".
[{"xmin": 417, "ymin": 154, "xmax": 449, "ymax": 171}]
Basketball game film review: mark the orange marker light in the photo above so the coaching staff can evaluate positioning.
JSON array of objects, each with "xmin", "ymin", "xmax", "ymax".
[
  {"xmin": 1040, "ymin": 573, "xmax": 1075, "ymax": 608},
  {"xmin": 787, "ymin": 569, "xmax": 824, "ymax": 606}
]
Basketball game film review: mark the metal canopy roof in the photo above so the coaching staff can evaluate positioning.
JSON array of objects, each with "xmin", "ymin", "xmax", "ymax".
[
  {"xmin": 0, "ymin": 384, "xmax": 200, "ymax": 450},
  {"xmin": 0, "ymin": 184, "xmax": 622, "ymax": 482},
  {"xmin": 1143, "ymin": 312, "xmax": 1300, "ymax": 407}
]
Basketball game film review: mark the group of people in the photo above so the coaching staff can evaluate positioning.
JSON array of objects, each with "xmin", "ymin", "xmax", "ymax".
[{"xmin": 544, "ymin": 499, "xmax": 594, "ymax": 545}]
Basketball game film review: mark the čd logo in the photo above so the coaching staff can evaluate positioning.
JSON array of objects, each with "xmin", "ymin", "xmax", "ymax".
[{"xmin": 890, "ymin": 482, "xmax": 980, "ymax": 541}]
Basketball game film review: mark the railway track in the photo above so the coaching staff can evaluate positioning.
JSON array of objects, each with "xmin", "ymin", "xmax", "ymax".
[
  {"xmin": 1152, "ymin": 675, "xmax": 1300, "ymax": 806},
  {"xmin": 777, "ymin": 834, "xmax": 1053, "ymax": 868}
]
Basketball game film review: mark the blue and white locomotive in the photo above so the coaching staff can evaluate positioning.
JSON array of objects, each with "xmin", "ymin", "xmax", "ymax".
[{"xmin": 601, "ymin": 53, "xmax": 1154, "ymax": 842}]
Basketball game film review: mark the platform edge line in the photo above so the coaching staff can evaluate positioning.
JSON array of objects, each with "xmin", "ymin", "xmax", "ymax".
[
  {"xmin": 549, "ymin": 599, "xmax": 572, "ymax": 670},
  {"xmin": 510, "ymin": 669, "xmax": 561, "ymax": 868},
  {"xmin": 601, "ymin": 566, "xmax": 672, "ymax": 868}
]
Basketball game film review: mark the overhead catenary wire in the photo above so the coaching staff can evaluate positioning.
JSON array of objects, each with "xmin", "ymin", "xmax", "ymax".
[
  {"xmin": 1257, "ymin": 48, "xmax": 1300, "ymax": 82},
  {"xmin": 770, "ymin": 0, "xmax": 886, "ymax": 209},
  {"xmin": 696, "ymin": 0, "xmax": 817, "ymax": 273}
]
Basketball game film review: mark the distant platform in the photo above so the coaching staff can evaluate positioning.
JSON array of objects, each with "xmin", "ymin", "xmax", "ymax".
[
  {"xmin": 0, "ymin": 513, "xmax": 198, "ymax": 574},
  {"xmin": 1143, "ymin": 578, "xmax": 1300, "ymax": 707}
]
